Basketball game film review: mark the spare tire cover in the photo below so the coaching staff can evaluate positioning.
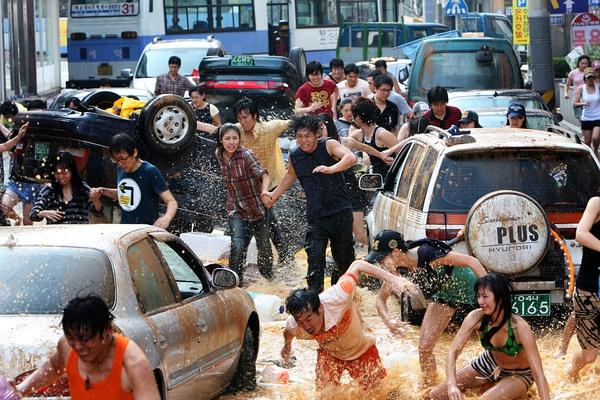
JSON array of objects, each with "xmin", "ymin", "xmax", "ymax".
[{"xmin": 465, "ymin": 190, "xmax": 550, "ymax": 275}]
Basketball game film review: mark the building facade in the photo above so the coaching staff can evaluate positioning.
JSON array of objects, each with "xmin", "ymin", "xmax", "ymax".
[{"xmin": 1, "ymin": 0, "xmax": 61, "ymax": 102}]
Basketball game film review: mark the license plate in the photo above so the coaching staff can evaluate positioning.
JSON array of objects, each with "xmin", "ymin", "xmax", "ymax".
[
  {"xmin": 511, "ymin": 293, "xmax": 550, "ymax": 316},
  {"xmin": 231, "ymin": 55, "xmax": 254, "ymax": 66},
  {"xmin": 34, "ymin": 142, "xmax": 50, "ymax": 161},
  {"xmin": 97, "ymin": 63, "xmax": 113, "ymax": 76}
]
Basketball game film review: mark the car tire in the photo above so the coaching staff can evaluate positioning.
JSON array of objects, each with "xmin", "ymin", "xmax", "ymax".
[
  {"xmin": 288, "ymin": 47, "xmax": 306, "ymax": 78},
  {"xmin": 81, "ymin": 90, "xmax": 121, "ymax": 109},
  {"xmin": 139, "ymin": 95, "xmax": 196, "ymax": 154},
  {"xmin": 228, "ymin": 326, "xmax": 257, "ymax": 392}
]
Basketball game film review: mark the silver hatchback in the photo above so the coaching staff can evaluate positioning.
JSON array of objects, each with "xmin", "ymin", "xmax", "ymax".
[{"xmin": 0, "ymin": 224, "xmax": 258, "ymax": 399}]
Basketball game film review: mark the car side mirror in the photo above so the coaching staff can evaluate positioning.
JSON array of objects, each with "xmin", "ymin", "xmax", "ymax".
[
  {"xmin": 553, "ymin": 112, "xmax": 564, "ymax": 123},
  {"xmin": 358, "ymin": 173, "xmax": 384, "ymax": 191},
  {"xmin": 212, "ymin": 268, "xmax": 239, "ymax": 288},
  {"xmin": 120, "ymin": 68, "xmax": 133, "ymax": 79},
  {"xmin": 398, "ymin": 67, "xmax": 409, "ymax": 83}
]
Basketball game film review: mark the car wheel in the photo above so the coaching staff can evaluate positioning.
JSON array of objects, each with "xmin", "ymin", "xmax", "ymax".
[
  {"xmin": 228, "ymin": 326, "xmax": 257, "ymax": 392},
  {"xmin": 81, "ymin": 90, "xmax": 121, "ymax": 109},
  {"xmin": 288, "ymin": 47, "xmax": 306, "ymax": 78},
  {"xmin": 140, "ymin": 95, "xmax": 196, "ymax": 154}
]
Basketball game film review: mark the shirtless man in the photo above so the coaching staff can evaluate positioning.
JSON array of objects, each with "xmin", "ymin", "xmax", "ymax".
[{"xmin": 16, "ymin": 294, "xmax": 159, "ymax": 400}]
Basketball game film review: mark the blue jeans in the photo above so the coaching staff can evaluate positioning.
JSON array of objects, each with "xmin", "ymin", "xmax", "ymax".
[{"xmin": 228, "ymin": 212, "xmax": 273, "ymax": 285}]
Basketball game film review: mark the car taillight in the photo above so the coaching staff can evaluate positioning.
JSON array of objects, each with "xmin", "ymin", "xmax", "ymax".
[
  {"xmin": 14, "ymin": 369, "xmax": 70, "ymax": 396},
  {"xmin": 425, "ymin": 212, "xmax": 465, "ymax": 241},
  {"xmin": 200, "ymin": 80, "xmax": 289, "ymax": 91}
]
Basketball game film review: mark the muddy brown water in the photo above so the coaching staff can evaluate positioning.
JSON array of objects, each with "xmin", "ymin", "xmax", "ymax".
[{"xmin": 222, "ymin": 250, "xmax": 599, "ymax": 400}]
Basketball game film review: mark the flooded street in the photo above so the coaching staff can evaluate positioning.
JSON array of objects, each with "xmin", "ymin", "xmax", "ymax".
[{"xmin": 222, "ymin": 251, "xmax": 600, "ymax": 400}]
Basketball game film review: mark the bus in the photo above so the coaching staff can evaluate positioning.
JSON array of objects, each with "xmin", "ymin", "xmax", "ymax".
[{"xmin": 67, "ymin": 0, "xmax": 402, "ymax": 88}]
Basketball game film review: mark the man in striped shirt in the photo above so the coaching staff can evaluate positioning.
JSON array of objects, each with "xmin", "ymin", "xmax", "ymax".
[{"xmin": 422, "ymin": 86, "xmax": 462, "ymax": 129}]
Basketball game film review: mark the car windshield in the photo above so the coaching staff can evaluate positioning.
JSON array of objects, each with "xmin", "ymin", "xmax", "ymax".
[
  {"xmin": 430, "ymin": 150, "xmax": 600, "ymax": 212},
  {"xmin": 478, "ymin": 113, "xmax": 552, "ymax": 130},
  {"xmin": 136, "ymin": 47, "xmax": 209, "ymax": 78},
  {"xmin": 450, "ymin": 96, "xmax": 544, "ymax": 111},
  {"xmin": 419, "ymin": 52, "xmax": 516, "ymax": 90},
  {"xmin": 0, "ymin": 247, "xmax": 115, "ymax": 314}
]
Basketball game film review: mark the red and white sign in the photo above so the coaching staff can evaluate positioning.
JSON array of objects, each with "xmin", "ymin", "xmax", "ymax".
[{"xmin": 571, "ymin": 13, "xmax": 600, "ymax": 49}]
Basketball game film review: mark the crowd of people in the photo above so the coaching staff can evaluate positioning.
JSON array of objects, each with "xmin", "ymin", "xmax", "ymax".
[{"xmin": 1, "ymin": 54, "xmax": 600, "ymax": 399}]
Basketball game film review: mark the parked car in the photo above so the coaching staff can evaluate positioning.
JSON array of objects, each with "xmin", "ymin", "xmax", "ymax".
[
  {"xmin": 448, "ymin": 89, "xmax": 551, "ymax": 113},
  {"xmin": 197, "ymin": 50, "xmax": 306, "ymax": 123},
  {"xmin": 49, "ymin": 87, "xmax": 154, "ymax": 111},
  {"xmin": 361, "ymin": 127, "xmax": 598, "ymax": 323},
  {"xmin": 475, "ymin": 108, "xmax": 564, "ymax": 130},
  {"xmin": 125, "ymin": 37, "xmax": 227, "ymax": 95},
  {"xmin": 0, "ymin": 224, "xmax": 259, "ymax": 399},
  {"xmin": 13, "ymin": 92, "xmax": 224, "ymax": 233},
  {"xmin": 404, "ymin": 37, "xmax": 524, "ymax": 104}
]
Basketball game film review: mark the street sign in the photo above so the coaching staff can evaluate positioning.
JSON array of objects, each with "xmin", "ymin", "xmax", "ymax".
[
  {"xmin": 549, "ymin": 0, "xmax": 588, "ymax": 15},
  {"xmin": 571, "ymin": 12, "xmax": 600, "ymax": 49},
  {"xmin": 444, "ymin": 0, "xmax": 468, "ymax": 16},
  {"xmin": 513, "ymin": 0, "xmax": 530, "ymax": 45}
]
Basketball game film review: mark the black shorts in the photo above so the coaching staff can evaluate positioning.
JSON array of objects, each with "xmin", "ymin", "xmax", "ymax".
[{"xmin": 581, "ymin": 119, "xmax": 600, "ymax": 130}]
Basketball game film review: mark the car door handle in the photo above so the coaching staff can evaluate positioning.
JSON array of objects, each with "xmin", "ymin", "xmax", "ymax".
[
  {"xmin": 154, "ymin": 334, "xmax": 167, "ymax": 346},
  {"xmin": 197, "ymin": 319, "xmax": 208, "ymax": 333}
]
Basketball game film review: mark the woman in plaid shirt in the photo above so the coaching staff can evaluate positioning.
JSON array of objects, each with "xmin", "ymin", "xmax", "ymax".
[{"xmin": 216, "ymin": 123, "xmax": 273, "ymax": 286}]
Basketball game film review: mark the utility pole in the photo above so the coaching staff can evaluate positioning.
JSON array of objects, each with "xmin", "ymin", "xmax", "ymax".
[
  {"xmin": 0, "ymin": 2, "xmax": 5, "ymax": 101},
  {"xmin": 529, "ymin": 0, "xmax": 555, "ymax": 108}
]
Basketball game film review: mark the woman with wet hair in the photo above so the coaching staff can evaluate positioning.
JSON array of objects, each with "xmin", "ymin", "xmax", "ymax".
[
  {"xmin": 215, "ymin": 123, "xmax": 273, "ymax": 286},
  {"xmin": 30, "ymin": 151, "xmax": 102, "ymax": 224},
  {"xmin": 427, "ymin": 273, "xmax": 550, "ymax": 400}
]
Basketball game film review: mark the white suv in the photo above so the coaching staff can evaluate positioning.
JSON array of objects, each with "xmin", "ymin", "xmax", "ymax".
[
  {"xmin": 362, "ymin": 126, "xmax": 600, "ymax": 321},
  {"xmin": 126, "ymin": 37, "xmax": 226, "ymax": 95}
]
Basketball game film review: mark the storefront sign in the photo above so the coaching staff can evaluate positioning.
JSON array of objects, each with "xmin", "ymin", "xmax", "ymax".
[
  {"xmin": 512, "ymin": 0, "xmax": 530, "ymax": 45},
  {"xmin": 571, "ymin": 12, "xmax": 600, "ymax": 49}
]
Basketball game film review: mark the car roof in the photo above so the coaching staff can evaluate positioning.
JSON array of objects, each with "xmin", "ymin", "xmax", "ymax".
[
  {"xmin": 475, "ymin": 107, "xmax": 552, "ymax": 116},
  {"xmin": 0, "ymin": 225, "xmax": 160, "ymax": 249},
  {"xmin": 199, "ymin": 54, "xmax": 295, "ymax": 71},
  {"xmin": 448, "ymin": 89, "xmax": 543, "ymax": 99},
  {"xmin": 412, "ymin": 129, "xmax": 588, "ymax": 154},
  {"xmin": 143, "ymin": 38, "xmax": 223, "ymax": 50}
]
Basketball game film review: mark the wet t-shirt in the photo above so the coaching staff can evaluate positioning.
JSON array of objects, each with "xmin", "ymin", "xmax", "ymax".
[
  {"xmin": 295, "ymin": 80, "xmax": 337, "ymax": 117},
  {"xmin": 117, "ymin": 161, "xmax": 168, "ymax": 224},
  {"xmin": 404, "ymin": 239, "xmax": 453, "ymax": 299},
  {"xmin": 286, "ymin": 274, "xmax": 375, "ymax": 360}
]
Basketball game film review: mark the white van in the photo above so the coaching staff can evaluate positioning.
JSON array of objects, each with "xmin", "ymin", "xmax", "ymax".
[{"xmin": 125, "ymin": 37, "xmax": 226, "ymax": 95}]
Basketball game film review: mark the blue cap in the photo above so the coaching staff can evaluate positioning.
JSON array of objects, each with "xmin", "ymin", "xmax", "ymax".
[{"xmin": 507, "ymin": 103, "xmax": 525, "ymax": 119}]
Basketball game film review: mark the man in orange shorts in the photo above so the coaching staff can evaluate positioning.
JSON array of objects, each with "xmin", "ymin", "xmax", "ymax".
[
  {"xmin": 16, "ymin": 294, "xmax": 159, "ymax": 399},
  {"xmin": 281, "ymin": 259, "xmax": 409, "ymax": 393}
]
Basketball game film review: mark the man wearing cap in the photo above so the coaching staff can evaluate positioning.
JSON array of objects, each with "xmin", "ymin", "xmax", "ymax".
[
  {"xmin": 366, "ymin": 229, "xmax": 486, "ymax": 387},
  {"xmin": 281, "ymin": 258, "xmax": 412, "ymax": 394},
  {"xmin": 458, "ymin": 110, "xmax": 482, "ymax": 129},
  {"xmin": 506, "ymin": 103, "xmax": 528, "ymax": 129},
  {"xmin": 422, "ymin": 86, "xmax": 462, "ymax": 129}
]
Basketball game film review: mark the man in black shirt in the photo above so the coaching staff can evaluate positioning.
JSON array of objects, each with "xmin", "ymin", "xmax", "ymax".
[{"xmin": 265, "ymin": 115, "xmax": 357, "ymax": 292}]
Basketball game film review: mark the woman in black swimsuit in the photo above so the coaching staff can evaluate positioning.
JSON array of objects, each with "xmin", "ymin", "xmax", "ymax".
[{"xmin": 190, "ymin": 85, "xmax": 221, "ymax": 134}]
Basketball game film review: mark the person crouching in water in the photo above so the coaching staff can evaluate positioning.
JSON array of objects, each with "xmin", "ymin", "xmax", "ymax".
[
  {"xmin": 426, "ymin": 273, "xmax": 550, "ymax": 400},
  {"xmin": 216, "ymin": 123, "xmax": 273, "ymax": 286},
  {"xmin": 281, "ymin": 259, "xmax": 413, "ymax": 396},
  {"xmin": 369, "ymin": 230, "xmax": 487, "ymax": 387}
]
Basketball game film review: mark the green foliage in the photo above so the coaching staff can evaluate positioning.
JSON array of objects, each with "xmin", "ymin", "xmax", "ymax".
[
  {"xmin": 586, "ymin": 45, "xmax": 600, "ymax": 62},
  {"xmin": 553, "ymin": 57, "xmax": 571, "ymax": 79}
]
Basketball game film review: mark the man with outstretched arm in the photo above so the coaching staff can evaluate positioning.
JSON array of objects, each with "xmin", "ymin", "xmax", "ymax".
[{"xmin": 281, "ymin": 259, "xmax": 414, "ymax": 394}]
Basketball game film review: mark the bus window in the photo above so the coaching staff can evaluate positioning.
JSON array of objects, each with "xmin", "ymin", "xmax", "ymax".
[
  {"xmin": 296, "ymin": 0, "xmax": 338, "ymax": 27},
  {"xmin": 164, "ymin": 0, "xmax": 255, "ymax": 33},
  {"xmin": 339, "ymin": 0, "xmax": 378, "ymax": 23}
]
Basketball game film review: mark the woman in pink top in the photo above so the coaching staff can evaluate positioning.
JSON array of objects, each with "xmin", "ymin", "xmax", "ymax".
[{"xmin": 565, "ymin": 55, "xmax": 590, "ymax": 99}]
